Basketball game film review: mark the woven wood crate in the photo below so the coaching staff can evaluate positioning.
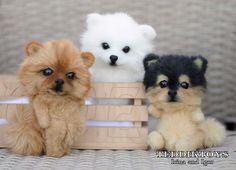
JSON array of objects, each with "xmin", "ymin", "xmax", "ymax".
[{"xmin": 0, "ymin": 75, "xmax": 148, "ymax": 150}]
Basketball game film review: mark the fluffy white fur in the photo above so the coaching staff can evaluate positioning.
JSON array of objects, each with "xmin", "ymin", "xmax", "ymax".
[{"xmin": 81, "ymin": 12, "xmax": 156, "ymax": 82}]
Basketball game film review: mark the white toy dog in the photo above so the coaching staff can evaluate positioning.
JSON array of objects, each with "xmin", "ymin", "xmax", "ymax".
[{"xmin": 81, "ymin": 12, "xmax": 156, "ymax": 82}]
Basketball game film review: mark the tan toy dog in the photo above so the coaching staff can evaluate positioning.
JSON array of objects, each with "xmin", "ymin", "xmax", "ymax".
[
  {"xmin": 143, "ymin": 54, "xmax": 225, "ymax": 151},
  {"xmin": 2, "ymin": 40, "xmax": 94, "ymax": 157}
]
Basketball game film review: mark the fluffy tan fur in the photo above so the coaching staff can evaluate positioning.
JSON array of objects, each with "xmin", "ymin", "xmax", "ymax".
[
  {"xmin": 147, "ymin": 75, "xmax": 225, "ymax": 151},
  {"xmin": 2, "ymin": 40, "xmax": 94, "ymax": 157},
  {"xmin": 2, "ymin": 105, "xmax": 44, "ymax": 155}
]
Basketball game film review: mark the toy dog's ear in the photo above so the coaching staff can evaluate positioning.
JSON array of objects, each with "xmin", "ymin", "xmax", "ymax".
[
  {"xmin": 140, "ymin": 25, "xmax": 157, "ymax": 40},
  {"xmin": 86, "ymin": 13, "xmax": 102, "ymax": 27},
  {"xmin": 192, "ymin": 56, "xmax": 208, "ymax": 74},
  {"xmin": 143, "ymin": 53, "xmax": 159, "ymax": 71},
  {"xmin": 25, "ymin": 41, "xmax": 43, "ymax": 57},
  {"xmin": 81, "ymin": 52, "xmax": 95, "ymax": 68}
]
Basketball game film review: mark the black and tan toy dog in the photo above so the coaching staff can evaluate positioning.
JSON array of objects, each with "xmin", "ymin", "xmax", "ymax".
[{"xmin": 143, "ymin": 54, "xmax": 225, "ymax": 151}]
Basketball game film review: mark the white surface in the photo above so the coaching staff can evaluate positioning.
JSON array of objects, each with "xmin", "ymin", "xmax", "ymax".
[
  {"xmin": 0, "ymin": 119, "xmax": 133, "ymax": 127},
  {"xmin": 0, "ymin": 97, "xmax": 29, "ymax": 104},
  {"xmin": 0, "ymin": 118, "xmax": 8, "ymax": 125},
  {"xmin": 0, "ymin": 97, "xmax": 92, "ymax": 105},
  {"xmin": 86, "ymin": 120, "xmax": 134, "ymax": 128}
]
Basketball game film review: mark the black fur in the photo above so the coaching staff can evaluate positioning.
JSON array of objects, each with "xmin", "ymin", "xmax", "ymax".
[{"xmin": 143, "ymin": 54, "xmax": 208, "ymax": 91}]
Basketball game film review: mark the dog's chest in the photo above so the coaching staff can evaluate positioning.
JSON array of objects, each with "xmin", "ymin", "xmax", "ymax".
[
  {"xmin": 158, "ymin": 112, "xmax": 197, "ymax": 139},
  {"xmin": 48, "ymin": 100, "xmax": 80, "ymax": 120}
]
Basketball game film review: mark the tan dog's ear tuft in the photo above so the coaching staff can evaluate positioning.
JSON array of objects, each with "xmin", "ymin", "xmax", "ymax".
[
  {"xmin": 25, "ymin": 41, "xmax": 43, "ymax": 56},
  {"xmin": 81, "ymin": 52, "xmax": 95, "ymax": 68}
]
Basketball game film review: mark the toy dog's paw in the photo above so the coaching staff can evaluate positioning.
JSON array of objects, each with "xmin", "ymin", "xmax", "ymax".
[
  {"xmin": 148, "ymin": 131, "xmax": 164, "ymax": 150},
  {"xmin": 46, "ymin": 150, "xmax": 65, "ymax": 157},
  {"xmin": 148, "ymin": 105, "xmax": 161, "ymax": 118}
]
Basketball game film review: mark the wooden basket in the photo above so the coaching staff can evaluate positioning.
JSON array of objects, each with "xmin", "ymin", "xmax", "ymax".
[{"xmin": 0, "ymin": 75, "xmax": 148, "ymax": 150}]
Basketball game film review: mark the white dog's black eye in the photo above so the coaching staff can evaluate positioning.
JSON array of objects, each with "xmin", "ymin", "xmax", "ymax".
[
  {"xmin": 66, "ymin": 72, "xmax": 75, "ymax": 80},
  {"xmin": 102, "ymin": 42, "xmax": 110, "ymax": 50},
  {"xmin": 122, "ymin": 46, "xmax": 130, "ymax": 53},
  {"xmin": 180, "ymin": 82, "xmax": 189, "ymax": 89},
  {"xmin": 42, "ymin": 68, "xmax": 53, "ymax": 76},
  {"xmin": 159, "ymin": 80, "xmax": 168, "ymax": 88}
]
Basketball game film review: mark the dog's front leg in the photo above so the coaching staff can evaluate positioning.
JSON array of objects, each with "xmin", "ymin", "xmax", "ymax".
[
  {"xmin": 33, "ymin": 97, "xmax": 50, "ymax": 129},
  {"xmin": 65, "ymin": 121, "xmax": 85, "ymax": 145},
  {"xmin": 45, "ymin": 120, "xmax": 67, "ymax": 157}
]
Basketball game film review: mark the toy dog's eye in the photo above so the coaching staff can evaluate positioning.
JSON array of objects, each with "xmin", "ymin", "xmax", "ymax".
[
  {"xmin": 180, "ymin": 82, "xmax": 189, "ymax": 89},
  {"xmin": 66, "ymin": 72, "xmax": 75, "ymax": 80},
  {"xmin": 122, "ymin": 46, "xmax": 130, "ymax": 53},
  {"xmin": 102, "ymin": 42, "xmax": 110, "ymax": 50},
  {"xmin": 159, "ymin": 80, "xmax": 168, "ymax": 88},
  {"xmin": 42, "ymin": 68, "xmax": 53, "ymax": 76}
]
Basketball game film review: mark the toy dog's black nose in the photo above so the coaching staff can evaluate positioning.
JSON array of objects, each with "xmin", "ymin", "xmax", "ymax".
[
  {"xmin": 55, "ymin": 79, "xmax": 64, "ymax": 85},
  {"xmin": 110, "ymin": 55, "xmax": 118, "ymax": 65},
  {"xmin": 168, "ymin": 90, "xmax": 177, "ymax": 101},
  {"xmin": 54, "ymin": 79, "xmax": 64, "ymax": 92},
  {"xmin": 168, "ymin": 90, "xmax": 177, "ymax": 97}
]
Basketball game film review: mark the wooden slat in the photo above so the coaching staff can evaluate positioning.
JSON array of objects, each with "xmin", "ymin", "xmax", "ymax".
[
  {"xmin": 134, "ymin": 122, "xmax": 142, "ymax": 127},
  {"xmin": 74, "ymin": 142, "xmax": 147, "ymax": 150},
  {"xmin": 134, "ymin": 99, "xmax": 142, "ymax": 105},
  {"xmin": 0, "ymin": 127, "xmax": 148, "ymax": 149},
  {"xmin": 0, "ymin": 75, "xmax": 18, "ymax": 82},
  {"xmin": 0, "ymin": 75, "xmax": 145, "ymax": 99},
  {"xmin": 87, "ymin": 83, "xmax": 145, "ymax": 99},
  {"xmin": 73, "ymin": 127, "xmax": 148, "ymax": 149},
  {"xmin": 85, "ymin": 105, "xmax": 148, "ymax": 121},
  {"xmin": 0, "ymin": 140, "xmax": 5, "ymax": 148},
  {"xmin": 0, "ymin": 104, "xmax": 21, "ymax": 121},
  {"xmin": 0, "ymin": 104, "xmax": 148, "ymax": 122},
  {"xmin": 0, "ymin": 75, "xmax": 24, "ymax": 97}
]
